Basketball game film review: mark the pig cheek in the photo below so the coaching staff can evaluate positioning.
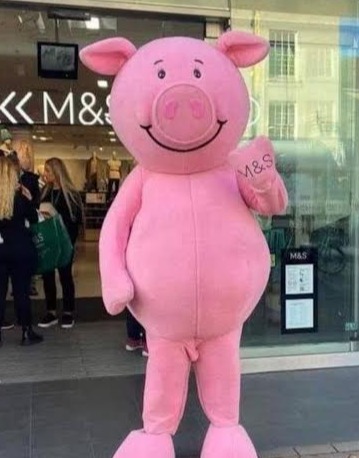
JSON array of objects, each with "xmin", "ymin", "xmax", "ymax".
[
  {"xmin": 210, "ymin": 88, "xmax": 234, "ymax": 123},
  {"xmin": 135, "ymin": 101, "xmax": 152, "ymax": 127},
  {"xmin": 109, "ymin": 92, "xmax": 127, "ymax": 128},
  {"xmin": 132, "ymin": 83, "xmax": 160, "ymax": 127},
  {"xmin": 216, "ymin": 104, "xmax": 227, "ymax": 123}
]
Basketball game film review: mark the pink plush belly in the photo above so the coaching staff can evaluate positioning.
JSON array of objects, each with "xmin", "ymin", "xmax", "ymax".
[{"xmin": 126, "ymin": 168, "xmax": 270, "ymax": 340}]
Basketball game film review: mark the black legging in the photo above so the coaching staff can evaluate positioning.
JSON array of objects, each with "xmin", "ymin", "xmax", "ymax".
[
  {"xmin": 43, "ymin": 256, "xmax": 75, "ymax": 313},
  {"xmin": 126, "ymin": 309, "xmax": 145, "ymax": 341},
  {"xmin": 0, "ymin": 242, "xmax": 36, "ymax": 328}
]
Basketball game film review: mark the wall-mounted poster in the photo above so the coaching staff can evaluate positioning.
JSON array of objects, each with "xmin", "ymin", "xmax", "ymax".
[
  {"xmin": 285, "ymin": 298, "xmax": 314, "ymax": 330},
  {"xmin": 281, "ymin": 248, "xmax": 318, "ymax": 334},
  {"xmin": 285, "ymin": 264, "xmax": 314, "ymax": 295}
]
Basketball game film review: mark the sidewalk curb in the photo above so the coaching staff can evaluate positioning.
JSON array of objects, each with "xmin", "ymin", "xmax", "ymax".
[
  {"xmin": 259, "ymin": 442, "xmax": 359, "ymax": 458},
  {"xmin": 259, "ymin": 454, "xmax": 359, "ymax": 458},
  {"xmin": 187, "ymin": 448, "xmax": 359, "ymax": 458}
]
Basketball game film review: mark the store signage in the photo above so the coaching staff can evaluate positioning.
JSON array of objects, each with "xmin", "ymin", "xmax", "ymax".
[
  {"xmin": 0, "ymin": 90, "xmax": 261, "ymax": 127},
  {"xmin": 0, "ymin": 91, "xmax": 111, "ymax": 126},
  {"xmin": 281, "ymin": 247, "xmax": 318, "ymax": 334}
]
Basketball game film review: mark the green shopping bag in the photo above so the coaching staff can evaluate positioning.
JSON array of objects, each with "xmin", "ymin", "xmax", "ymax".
[
  {"xmin": 30, "ymin": 217, "xmax": 61, "ymax": 274},
  {"xmin": 30, "ymin": 215, "xmax": 73, "ymax": 274},
  {"xmin": 54, "ymin": 215, "xmax": 73, "ymax": 268}
]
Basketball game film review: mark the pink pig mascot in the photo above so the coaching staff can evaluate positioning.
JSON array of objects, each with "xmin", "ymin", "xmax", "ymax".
[{"xmin": 80, "ymin": 31, "xmax": 288, "ymax": 458}]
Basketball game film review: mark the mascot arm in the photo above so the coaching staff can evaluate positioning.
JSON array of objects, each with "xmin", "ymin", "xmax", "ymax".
[
  {"xmin": 229, "ymin": 136, "xmax": 288, "ymax": 216},
  {"xmin": 99, "ymin": 166, "xmax": 142, "ymax": 315}
]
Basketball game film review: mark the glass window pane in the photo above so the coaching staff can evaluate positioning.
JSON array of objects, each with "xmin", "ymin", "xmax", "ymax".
[{"xmin": 234, "ymin": 1, "xmax": 359, "ymax": 351}]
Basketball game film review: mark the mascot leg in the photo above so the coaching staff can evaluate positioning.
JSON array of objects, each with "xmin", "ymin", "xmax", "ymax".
[
  {"xmin": 195, "ymin": 328, "xmax": 257, "ymax": 458},
  {"xmin": 113, "ymin": 335, "xmax": 191, "ymax": 458}
]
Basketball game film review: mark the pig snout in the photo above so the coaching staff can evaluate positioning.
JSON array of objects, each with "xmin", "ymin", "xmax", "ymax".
[{"xmin": 152, "ymin": 84, "xmax": 216, "ymax": 145}]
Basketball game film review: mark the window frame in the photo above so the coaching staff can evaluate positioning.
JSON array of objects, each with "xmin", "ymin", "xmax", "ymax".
[
  {"xmin": 268, "ymin": 101, "xmax": 297, "ymax": 140},
  {"xmin": 269, "ymin": 29, "xmax": 298, "ymax": 81}
]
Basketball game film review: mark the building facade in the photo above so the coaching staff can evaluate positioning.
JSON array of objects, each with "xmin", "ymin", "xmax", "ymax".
[{"xmin": 1, "ymin": 0, "xmax": 359, "ymax": 370}]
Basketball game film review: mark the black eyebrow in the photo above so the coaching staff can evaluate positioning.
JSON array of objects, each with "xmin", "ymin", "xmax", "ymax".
[
  {"xmin": 154, "ymin": 59, "xmax": 164, "ymax": 65},
  {"xmin": 194, "ymin": 59, "xmax": 204, "ymax": 65}
]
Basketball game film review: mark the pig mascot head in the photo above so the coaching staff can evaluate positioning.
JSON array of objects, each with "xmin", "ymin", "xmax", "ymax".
[
  {"xmin": 81, "ymin": 33, "xmax": 268, "ymax": 174},
  {"xmin": 81, "ymin": 32, "xmax": 287, "ymax": 458}
]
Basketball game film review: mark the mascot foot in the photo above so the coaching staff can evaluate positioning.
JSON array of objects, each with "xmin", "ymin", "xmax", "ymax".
[
  {"xmin": 113, "ymin": 430, "xmax": 175, "ymax": 458},
  {"xmin": 200, "ymin": 424, "xmax": 257, "ymax": 458}
]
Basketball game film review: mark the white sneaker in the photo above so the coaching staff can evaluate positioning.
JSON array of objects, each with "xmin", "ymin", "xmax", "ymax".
[{"xmin": 38, "ymin": 313, "xmax": 58, "ymax": 328}]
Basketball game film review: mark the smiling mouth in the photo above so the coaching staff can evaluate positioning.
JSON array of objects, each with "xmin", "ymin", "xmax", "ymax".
[{"xmin": 140, "ymin": 120, "xmax": 227, "ymax": 153}]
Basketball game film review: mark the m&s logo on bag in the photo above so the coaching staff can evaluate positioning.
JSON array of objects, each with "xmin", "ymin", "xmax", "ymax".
[{"xmin": 33, "ymin": 232, "xmax": 45, "ymax": 246}]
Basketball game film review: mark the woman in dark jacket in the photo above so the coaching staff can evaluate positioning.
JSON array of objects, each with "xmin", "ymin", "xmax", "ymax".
[
  {"xmin": 20, "ymin": 151, "xmax": 41, "ymax": 299},
  {"xmin": 0, "ymin": 157, "xmax": 43, "ymax": 346},
  {"xmin": 38, "ymin": 158, "xmax": 83, "ymax": 330}
]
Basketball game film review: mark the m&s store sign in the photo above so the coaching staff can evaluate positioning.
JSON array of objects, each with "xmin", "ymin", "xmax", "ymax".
[
  {"xmin": 0, "ymin": 91, "xmax": 111, "ymax": 126},
  {"xmin": 0, "ymin": 91, "xmax": 261, "ymax": 128}
]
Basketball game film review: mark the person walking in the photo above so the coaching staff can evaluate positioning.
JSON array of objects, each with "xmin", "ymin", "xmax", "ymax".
[
  {"xmin": 0, "ymin": 157, "xmax": 43, "ymax": 346},
  {"xmin": 38, "ymin": 158, "xmax": 83, "ymax": 330}
]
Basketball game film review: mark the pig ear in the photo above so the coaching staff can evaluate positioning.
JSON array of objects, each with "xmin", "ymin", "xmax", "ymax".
[
  {"xmin": 216, "ymin": 31, "xmax": 270, "ymax": 68},
  {"xmin": 80, "ymin": 38, "xmax": 137, "ymax": 76}
]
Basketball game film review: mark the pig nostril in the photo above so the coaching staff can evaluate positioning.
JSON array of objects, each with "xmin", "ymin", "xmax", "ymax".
[
  {"xmin": 164, "ymin": 100, "xmax": 178, "ymax": 120},
  {"xmin": 190, "ymin": 98, "xmax": 205, "ymax": 119}
]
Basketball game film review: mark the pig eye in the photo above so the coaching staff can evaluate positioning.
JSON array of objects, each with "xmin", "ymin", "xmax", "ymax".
[
  {"xmin": 193, "ymin": 68, "xmax": 202, "ymax": 79},
  {"xmin": 158, "ymin": 69, "xmax": 166, "ymax": 79}
]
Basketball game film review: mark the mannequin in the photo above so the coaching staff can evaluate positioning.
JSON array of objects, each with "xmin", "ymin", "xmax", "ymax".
[
  {"xmin": 85, "ymin": 151, "xmax": 100, "ymax": 191},
  {"xmin": 107, "ymin": 151, "xmax": 122, "ymax": 200}
]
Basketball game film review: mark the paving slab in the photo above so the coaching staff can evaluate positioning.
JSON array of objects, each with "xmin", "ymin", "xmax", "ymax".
[{"xmin": 333, "ymin": 443, "xmax": 359, "ymax": 453}]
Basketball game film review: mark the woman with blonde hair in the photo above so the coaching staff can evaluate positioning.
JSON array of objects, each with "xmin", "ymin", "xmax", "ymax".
[
  {"xmin": 38, "ymin": 158, "xmax": 83, "ymax": 329},
  {"xmin": 0, "ymin": 126, "xmax": 19, "ymax": 167},
  {"xmin": 0, "ymin": 156, "xmax": 43, "ymax": 345}
]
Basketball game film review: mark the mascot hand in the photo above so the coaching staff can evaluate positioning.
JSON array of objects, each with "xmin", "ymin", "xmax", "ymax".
[
  {"xmin": 102, "ymin": 272, "xmax": 134, "ymax": 316},
  {"xmin": 229, "ymin": 136, "xmax": 277, "ymax": 190}
]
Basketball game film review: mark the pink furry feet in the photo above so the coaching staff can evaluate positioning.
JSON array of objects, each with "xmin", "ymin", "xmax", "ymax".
[
  {"xmin": 200, "ymin": 424, "xmax": 257, "ymax": 458},
  {"xmin": 113, "ymin": 430, "xmax": 175, "ymax": 458}
]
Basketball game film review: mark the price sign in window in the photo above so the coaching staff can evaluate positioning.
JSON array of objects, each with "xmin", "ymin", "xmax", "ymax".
[{"xmin": 281, "ymin": 248, "xmax": 318, "ymax": 334}]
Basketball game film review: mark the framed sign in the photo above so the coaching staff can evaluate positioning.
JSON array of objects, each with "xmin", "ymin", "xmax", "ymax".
[{"xmin": 281, "ymin": 247, "xmax": 318, "ymax": 334}]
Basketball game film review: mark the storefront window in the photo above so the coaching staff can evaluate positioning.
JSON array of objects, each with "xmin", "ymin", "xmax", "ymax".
[
  {"xmin": 1, "ymin": 1, "xmax": 358, "ymax": 355},
  {"xmin": 0, "ymin": 5, "xmax": 205, "ymax": 300},
  {"xmin": 233, "ymin": 1, "xmax": 359, "ymax": 352}
]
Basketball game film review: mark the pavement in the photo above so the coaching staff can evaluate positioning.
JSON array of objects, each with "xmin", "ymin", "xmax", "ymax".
[
  {"xmin": 0, "ymin": 322, "xmax": 358, "ymax": 458},
  {"xmin": 260, "ymin": 443, "xmax": 359, "ymax": 458}
]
